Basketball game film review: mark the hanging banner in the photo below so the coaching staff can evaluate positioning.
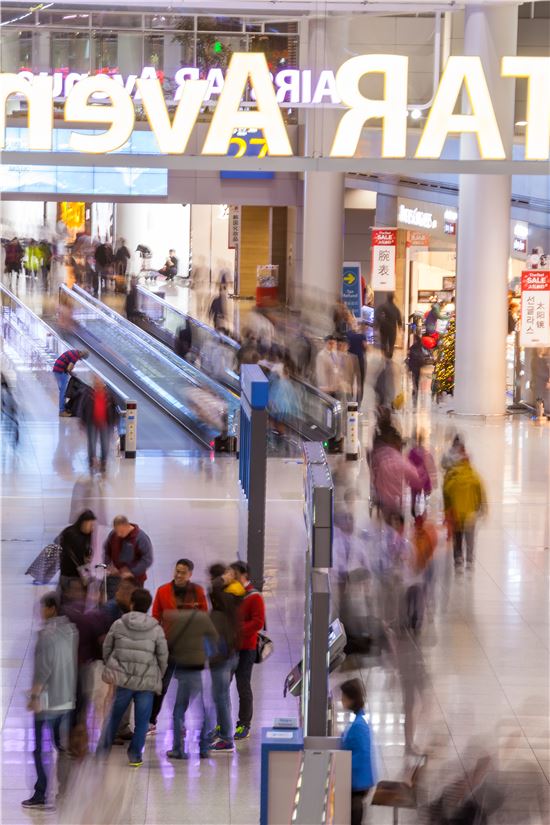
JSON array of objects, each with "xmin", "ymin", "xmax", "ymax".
[
  {"xmin": 228, "ymin": 205, "xmax": 240, "ymax": 249},
  {"xmin": 520, "ymin": 270, "xmax": 550, "ymax": 347},
  {"xmin": 371, "ymin": 228, "xmax": 396, "ymax": 291},
  {"xmin": 342, "ymin": 262, "xmax": 362, "ymax": 318}
]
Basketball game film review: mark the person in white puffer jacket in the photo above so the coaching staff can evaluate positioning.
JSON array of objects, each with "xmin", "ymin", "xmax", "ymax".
[{"xmin": 97, "ymin": 588, "xmax": 167, "ymax": 767}]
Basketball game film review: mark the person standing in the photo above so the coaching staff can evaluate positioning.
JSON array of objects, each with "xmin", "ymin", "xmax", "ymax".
[
  {"xmin": 149, "ymin": 559, "xmax": 207, "ymax": 731},
  {"xmin": 52, "ymin": 349, "xmax": 89, "ymax": 417},
  {"xmin": 4, "ymin": 237, "xmax": 24, "ymax": 278},
  {"xmin": 207, "ymin": 565, "xmax": 244, "ymax": 753},
  {"xmin": 443, "ymin": 447, "xmax": 487, "ymax": 571},
  {"xmin": 125, "ymin": 277, "xmax": 139, "ymax": 322},
  {"xmin": 340, "ymin": 679, "xmax": 377, "ymax": 825},
  {"xmin": 346, "ymin": 326, "xmax": 368, "ymax": 407},
  {"xmin": 58, "ymin": 510, "xmax": 96, "ymax": 596},
  {"xmin": 316, "ymin": 335, "xmax": 341, "ymax": 396},
  {"xmin": 164, "ymin": 594, "xmax": 218, "ymax": 760},
  {"xmin": 22, "ymin": 593, "xmax": 78, "ymax": 809},
  {"xmin": 98, "ymin": 588, "xmax": 167, "ymax": 767},
  {"xmin": 77, "ymin": 376, "xmax": 119, "ymax": 476},
  {"xmin": 374, "ymin": 293, "xmax": 402, "ymax": 359},
  {"xmin": 103, "ymin": 515, "xmax": 153, "ymax": 587},
  {"xmin": 94, "ymin": 240, "xmax": 113, "ymax": 290},
  {"xmin": 114, "ymin": 239, "xmax": 131, "ymax": 277},
  {"xmin": 229, "ymin": 561, "xmax": 265, "ymax": 741}
]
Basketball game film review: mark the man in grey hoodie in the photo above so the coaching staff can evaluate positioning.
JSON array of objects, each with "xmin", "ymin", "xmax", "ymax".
[
  {"xmin": 98, "ymin": 588, "xmax": 168, "ymax": 767},
  {"xmin": 22, "ymin": 592, "xmax": 78, "ymax": 809}
]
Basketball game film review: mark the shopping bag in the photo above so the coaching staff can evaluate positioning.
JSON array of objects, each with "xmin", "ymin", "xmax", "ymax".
[{"xmin": 25, "ymin": 543, "xmax": 61, "ymax": 584}]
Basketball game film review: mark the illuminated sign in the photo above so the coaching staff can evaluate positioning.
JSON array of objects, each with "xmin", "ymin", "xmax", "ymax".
[
  {"xmin": 1, "ymin": 54, "xmax": 549, "ymax": 160},
  {"xmin": 398, "ymin": 204, "xmax": 438, "ymax": 229}
]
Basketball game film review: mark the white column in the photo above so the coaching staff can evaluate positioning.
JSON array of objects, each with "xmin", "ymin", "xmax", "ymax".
[
  {"xmin": 117, "ymin": 34, "xmax": 142, "ymax": 76},
  {"xmin": 32, "ymin": 31, "xmax": 50, "ymax": 72},
  {"xmin": 301, "ymin": 17, "xmax": 347, "ymax": 322},
  {"xmin": 454, "ymin": 4, "xmax": 517, "ymax": 416}
]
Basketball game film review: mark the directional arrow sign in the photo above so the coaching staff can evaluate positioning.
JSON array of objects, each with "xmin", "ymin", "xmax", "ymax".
[
  {"xmin": 343, "ymin": 272, "xmax": 356, "ymax": 284},
  {"xmin": 342, "ymin": 262, "xmax": 361, "ymax": 318}
]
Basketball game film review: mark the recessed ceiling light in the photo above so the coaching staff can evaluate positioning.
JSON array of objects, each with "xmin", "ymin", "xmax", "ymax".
[
  {"xmin": 515, "ymin": 120, "xmax": 527, "ymax": 127},
  {"xmin": 410, "ymin": 108, "xmax": 422, "ymax": 120}
]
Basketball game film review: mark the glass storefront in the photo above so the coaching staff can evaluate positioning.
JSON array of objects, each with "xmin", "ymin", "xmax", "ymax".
[{"xmin": 0, "ymin": 9, "xmax": 299, "ymax": 82}]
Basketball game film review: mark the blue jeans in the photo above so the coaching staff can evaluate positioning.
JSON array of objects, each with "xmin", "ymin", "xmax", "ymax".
[
  {"xmin": 172, "ymin": 668, "xmax": 210, "ymax": 755},
  {"xmin": 98, "ymin": 687, "xmax": 154, "ymax": 762},
  {"xmin": 210, "ymin": 654, "xmax": 238, "ymax": 743},
  {"xmin": 33, "ymin": 711, "xmax": 70, "ymax": 799},
  {"xmin": 55, "ymin": 372, "xmax": 70, "ymax": 413}
]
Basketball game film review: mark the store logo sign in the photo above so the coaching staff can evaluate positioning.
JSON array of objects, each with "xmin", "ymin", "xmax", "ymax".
[
  {"xmin": 1, "ymin": 53, "xmax": 549, "ymax": 160},
  {"xmin": 399, "ymin": 205, "xmax": 438, "ymax": 229}
]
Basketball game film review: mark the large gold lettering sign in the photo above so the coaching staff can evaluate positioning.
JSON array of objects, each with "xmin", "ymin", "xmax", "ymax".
[{"xmin": 1, "ymin": 53, "xmax": 548, "ymax": 161}]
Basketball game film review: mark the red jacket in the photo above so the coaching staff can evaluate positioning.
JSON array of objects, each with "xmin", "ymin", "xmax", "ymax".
[
  {"xmin": 152, "ymin": 581, "xmax": 207, "ymax": 632},
  {"xmin": 238, "ymin": 584, "xmax": 266, "ymax": 651}
]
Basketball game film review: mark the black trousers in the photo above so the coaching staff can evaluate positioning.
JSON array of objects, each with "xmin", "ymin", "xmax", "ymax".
[
  {"xmin": 380, "ymin": 329, "xmax": 396, "ymax": 359},
  {"xmin": 351, "ymin": 790, "xmax": 368, "ymax": 825},
  {"xmin": 234, "ymin": 649, "xmax": 256, "ymax": 728},
  {"xmin": 150, "ymin": 659, "xmax": 176, "ymax": 725}
]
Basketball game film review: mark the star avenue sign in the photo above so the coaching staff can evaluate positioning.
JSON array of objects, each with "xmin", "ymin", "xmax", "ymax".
[{"xmin": 1, "ymin": 53, "xmax": 548, "ymax": 160}]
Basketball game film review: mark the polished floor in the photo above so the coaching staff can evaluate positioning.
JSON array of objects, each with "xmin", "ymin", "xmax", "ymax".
[{"xmin": 1, "ymin": 291, "xmax": 549, "ymax": 823}]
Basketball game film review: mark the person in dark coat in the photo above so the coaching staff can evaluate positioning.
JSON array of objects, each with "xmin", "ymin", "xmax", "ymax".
[
  {"xmin": 407, "ymin": 335, "xmax": 426, "ymax": 400},
  {"xmin": 174, "ymin": 321, "xmax": 192, "ymax": 359},
  {"xmin": 77, "ymin": 376, "xmax": 118, "ymax": 475},
  {"xmin": 125, "ymin": 277, "xmax": 139, "ymax": 322},
  {"xmin": 59, "ymin": 510, "xmax": 96, "ymax": 596},
  {"xmin": 375, "ymin": 293, "xmax": 403, "ymax": 359}
]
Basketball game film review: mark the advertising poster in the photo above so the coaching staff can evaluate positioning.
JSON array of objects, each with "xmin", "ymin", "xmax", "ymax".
[
  {"xmin": 342, "ymin": 262, "xmax": 362, "ymax": 318},
  {"xmin": 520, "ymin": 270, "xmax": 550, "ymax": 348},
  {"xmin": 371, "ymin": 228, "xmax": 396, "ymax": 291}
]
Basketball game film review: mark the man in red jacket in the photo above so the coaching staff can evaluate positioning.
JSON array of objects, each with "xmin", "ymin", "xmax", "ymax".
[
  {"xmin": 149, "ymin": 559, "xmax": 207, "ymax": 732},
  {"xmin": 230, "ymin": 561, "xmax": 265, "ymax": 741}
]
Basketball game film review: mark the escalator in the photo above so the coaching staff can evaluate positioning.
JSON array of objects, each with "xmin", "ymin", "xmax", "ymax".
[
  {"xmin": 102, "ymin": 285, "xmax": 344, "ymax": 446},
  {"xmin": 57, "ymin": 285, "xmax": 239, "ymax": 452}
]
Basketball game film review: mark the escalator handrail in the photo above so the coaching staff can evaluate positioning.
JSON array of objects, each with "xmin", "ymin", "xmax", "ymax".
[
  {"xmin": 0, "ymin": 282, "xmax": 130, "ymax": 408},
  {"xmin": 71, "ymin": 284, "xmax": 236, "ymax": 402},
  {"xmin": 135, "ymin": 286, "xmax": 344, "ymax": 441},
  {"xmin": 60, "ymin": 285, "xmax": 237, "ymax": 446}
]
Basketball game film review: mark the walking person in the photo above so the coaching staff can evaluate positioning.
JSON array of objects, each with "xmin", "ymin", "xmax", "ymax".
[
  {"xmin": 340, "ymin": 679, "xmax": 377, "ymax": 825},
  {"xmin": 374, "ymin": 293, "xmax": 402, "ymax": 359},
  {"xmin": 407, "ymin": 432, "xmax": 437, "ymax": 518},
  {"xmin": 149, "ymin": 559, "xmax": 208, "ymax": 732},
  {"xmin": 406, "ymin": 335, "xmax": 426, "ymax": 401},
  {"xmin": 207, "ymin": 564, "xmax": 244, "ymax": 753},
  {"xmin": 443, "ymin": 446, "xmax": 487, "ymax": 571},
  {"xmin": 164, "ymin": 594, "xmax": 218, "ymax": 760},
  {"xmin": 77, "ymin": 376, "xmax": 118, "ymax": 476},
  {"xmin": 58, "ymin": 510, "xmax": 96, "ymax": 597},
  {"xmin": 103, "ymin": 515, "xmax": 153, "ymax": 589},
  {"xmin": 52, "ymin": 349, "xmax": 89, "ymax": 417},
  {"xmin": 98, "ymin": 588, "xmax": 167, "ymax": 767},
  {"xmin": 22, "ymin": 593, "xmax": 78, "ymax": 809},
  {"xmin": 229, "ymin": 561, "xmax": 265, "ymax": 741}
]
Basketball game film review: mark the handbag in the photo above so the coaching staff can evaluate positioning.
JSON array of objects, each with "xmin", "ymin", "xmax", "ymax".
[
  {"xmin": 255, "ymin": 629, "xmax": 274, "ymax": 664},
  {"xmin": 67, "ymin": 548, "xmax": 93, "ymax": 587}
]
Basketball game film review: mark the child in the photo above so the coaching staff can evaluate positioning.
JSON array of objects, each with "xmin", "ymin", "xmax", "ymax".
[
  {"xmin": 340, "ymin": 679, "xmax": 377, "ymax": 825},
  {"xmin": 407, "ymin": 432, "xmax": 437, "ymax": 518}
]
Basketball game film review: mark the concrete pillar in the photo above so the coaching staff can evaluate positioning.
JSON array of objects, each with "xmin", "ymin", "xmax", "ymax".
[
  {"xmin": 117, "ymin": 34, "xmax": 143, "ymax": 77},
  {"xmin": 0, "ymin": 31, "xmax": 21, "ymax": 72},
  {"xmin": 301, "ymin": 17, "xmax": 347, "ymax": 325},
  {"xmin": 454, "ymin": 4, "xmax": 517, "ymax": 416},
  {"xmin": 374, "ymin": 193, "xmax": 398, "ymax": 228},
  {"xmin": 32, "ymin": 31, "xmax": 50, "ymax": 72}
]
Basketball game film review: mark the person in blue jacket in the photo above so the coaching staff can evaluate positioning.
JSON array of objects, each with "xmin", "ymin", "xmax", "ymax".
[{"xmin": 340, "ymin": 678, "xmax": 377, "ymax": 825}]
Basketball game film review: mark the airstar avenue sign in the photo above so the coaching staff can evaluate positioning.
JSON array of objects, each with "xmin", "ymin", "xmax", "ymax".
[{"xmin": 1, "ymin": 53, "xmax": 549, "ymax": 160}]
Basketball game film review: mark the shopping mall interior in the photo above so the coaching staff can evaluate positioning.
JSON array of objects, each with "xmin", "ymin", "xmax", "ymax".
[{"xmin": 0, "ymin": 1, "xmax": 549, "ymax": 823}]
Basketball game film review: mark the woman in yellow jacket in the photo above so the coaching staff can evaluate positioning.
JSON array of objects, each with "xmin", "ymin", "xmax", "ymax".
[{"xmin": 443, "ymin": 448, "xmax": 487, "ymax": 571}]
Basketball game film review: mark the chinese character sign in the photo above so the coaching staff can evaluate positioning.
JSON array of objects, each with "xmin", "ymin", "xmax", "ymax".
[
  {"xmin": 520, "ymin": 270, "xmax": 550, "ymax": 348},
  {"xmin": 371, "ymin": 228, "xmax": 397, "ymax": 291}
]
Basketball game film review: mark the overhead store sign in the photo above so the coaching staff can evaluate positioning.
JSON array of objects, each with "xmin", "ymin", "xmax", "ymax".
[
  {"xmin": 1, "ymin": 53, "xmax": 549, "ymax": 160},
  {"xmin": 520, "ymin": 270, "xmax": 550, "ymax": 348},
  {"xmin": 371, "ymin": 228, "xmax": 396, "ymax": 291}
]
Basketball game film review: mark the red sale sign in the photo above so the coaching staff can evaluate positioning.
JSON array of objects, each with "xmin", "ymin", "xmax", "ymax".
[
  {"xmin": 520, "ymin": 270, "xmax": 550, "ymax": 347},
  {"xmin": 371, "ymin": 228, "xmax": 396, "ymax": 291}
]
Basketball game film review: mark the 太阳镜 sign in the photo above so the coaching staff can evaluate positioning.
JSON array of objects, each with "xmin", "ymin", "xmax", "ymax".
[
  {"xmin": 1, "ymin": 53, "xmax": 549, "ymax": 162},
  {"xmin": 520, "ymin": 270, "xmax": 550, "ymax": 348}
]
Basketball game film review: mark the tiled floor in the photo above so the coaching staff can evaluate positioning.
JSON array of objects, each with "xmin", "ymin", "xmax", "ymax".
[{"xmin": 1, "ymin": 286, "xmax": 549, "ymax": 823}]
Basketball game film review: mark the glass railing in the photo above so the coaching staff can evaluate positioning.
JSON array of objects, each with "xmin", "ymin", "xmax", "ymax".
[
  {"xmin": 1, "ymin": 282, "xmax": 128, "ymax": 406},
  {"xmin": 133, "ymin": 286, "xmax": 343, "ymax": 443},
  {"xmin": 59, "ymin": 285, "xmax": 239, "ymax": 447}
]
